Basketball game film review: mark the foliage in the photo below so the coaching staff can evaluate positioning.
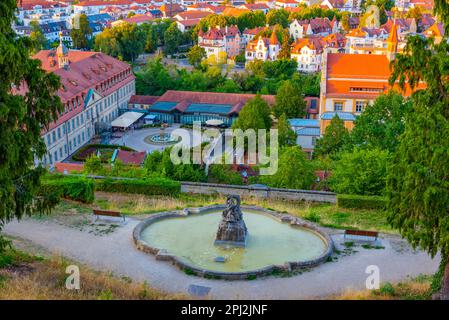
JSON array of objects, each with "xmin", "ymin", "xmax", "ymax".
[
  {"xmin": 329, "ymin": 148, "xmax": 390, "ymax": 196},
  {"xmin": 277, "ymin": 113, "xmax": 296, "ymax": 147},
  {"xmin": 40, "ymin": 176, "xmax": 95, "ymax": 203},
  {"xmin": 84, "ymin": 154, "xmax": 103, "ymax": 175},
  {"xmin": 337, "ymin": 194, "xmax": 387, "ymax": 210},
  {"xmin": 144, "ymin": 147, "xmax": 206, "ymax": 182},
  {"xmin": 71, "ymin": 14, "xmax": 92, "ymax": 49},
  {"xmin": 208, "ymin": 165, "xmax": 243, "ymax": 185},
  {"xmin": 0, "ymin": 0, "xmax": 63, "ymax": 252},
  {"xmin": 95, "ymin": 177, "xmax": 181, "ymax": 196},
  {"xmin": 232, "ymin": 95, "xmax": 272, "ymax": 131},
  {"xmin": 135, "ymin": 56, "xmax": 318, "ymax": 96},
  {"xmin": 187, "ymin": 45, "xmax": 206, "ymax": 69},
  {"xmin": 350, "ymin": 91, "xmax": 412, "ymax": 153},
  {"xmin": 258, "ymin": 146, "xmax": 315, "ymax": 189},
  {"xmin": 71, "ymin": 144, "xmax": 135, "ymax": 162},
  {"xmin": 29, "ymin": 20, "xmax": 48, "ymax": 54},
  {"xmin": 273, "ymin": 80, "xmax": 306, "ymax": 118},
  {"xmin": 94, "ymin": 22, "xmax": 145, "ymax": 62},
  {"xmin": 266, "ymin": 9, "xmax": 289, "ymax": 27},
  {"xmin": 289, "ymin": 6, "xmax": 341, "ymax": 22},
  {"xmin": 314, "ymin": 115, "xmax": 350, "ymax": 158},
  {"xmin": 164, "ymin": 22, "xmax": 184, "ymax": 55},
  {"xmin": 386, "ymin": 5, "xmax": 449, "ymax": 296}
]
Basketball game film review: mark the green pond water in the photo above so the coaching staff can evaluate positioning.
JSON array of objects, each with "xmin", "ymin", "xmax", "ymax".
[{"xmin": 140, "ymin": 211, "xmax": 328, "ymax": 273}]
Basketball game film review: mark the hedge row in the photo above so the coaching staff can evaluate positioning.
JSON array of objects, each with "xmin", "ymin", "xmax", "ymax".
[
  {"xmin": 95, "ymin": 178, "xmax": 181, "ymax": 196},
  {"xmin": 337, "ymin": 194, "xmax": 387, "ymax": 210},
  {"xmin": 71, "ymin": 143, "xmax": 135, "ymax": 162},
  {"xmin": 40, "ymin": 177, "xmax": 95, "ymax": 204}
]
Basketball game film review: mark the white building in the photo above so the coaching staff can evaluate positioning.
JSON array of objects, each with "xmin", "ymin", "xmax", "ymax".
[
  {"xmin": 245, "ymin": 33, "xmax": 280, "ymax": 62},
  {"xmin": 32, "ymin": 38, "xmax": 135, "ymax": 165}
]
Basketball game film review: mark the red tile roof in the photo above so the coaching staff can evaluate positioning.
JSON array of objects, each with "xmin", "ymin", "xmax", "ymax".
[
  {"xmin": 54, "ymin": 162, "xmax": 84, "ymax": 173},
  {"xmin": 116, "ymin": 150, "xmax": 146, "ymax": 165},
  {"xmin": 129, "ymin": 95, "xmax": 159, "ymax": 105},
  {"xmin": 175, "ymin": 10, "xmax": 210, "ymax": 20}
]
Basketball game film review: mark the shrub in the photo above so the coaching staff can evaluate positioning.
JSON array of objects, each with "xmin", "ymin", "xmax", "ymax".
[
  {"xmin": 95, "ymin": 178, "xmax": 181, "ymax": 196},
  {"xmin": 208, "ymin": 165, "xmax": 243, "ymax": 185},
  {"xmin": 40, "ymin": 177, "xmax": 95, "ymax": 203},
  {"xmin": 337, "ymin": 194, "xmax": 387, "ymax": 210},
  {"xmin": 72, "ymin": 144, "xmax": 135, "ymax": 162}
]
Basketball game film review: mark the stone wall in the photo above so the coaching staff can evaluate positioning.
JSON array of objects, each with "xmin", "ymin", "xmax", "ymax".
[{"xmin": 180, "ymin": 182, "xmax": 336, "ymax": 203}]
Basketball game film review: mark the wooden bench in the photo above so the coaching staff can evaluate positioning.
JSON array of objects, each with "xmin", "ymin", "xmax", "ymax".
[
  {"xmin": 93, "ymin": 209, "xmax": 125, "ymax": 223},
  {"xmin": 344, "ymin": 229, "xmax": 379, "ymax": 242}
]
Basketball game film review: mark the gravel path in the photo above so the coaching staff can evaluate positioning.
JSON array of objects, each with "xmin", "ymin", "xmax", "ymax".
[{"xmin": 4, "ymin": 218, "xmax": 440, "ymax": 299}]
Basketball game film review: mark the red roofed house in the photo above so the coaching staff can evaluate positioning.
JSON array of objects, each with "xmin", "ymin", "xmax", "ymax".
[
  {"xmin": 291, "ymin": 37, "xmax": 324, "ymax": 73},
  {"xmin": 289, "ymin": 17, "xmax": 338, "ymax": 40},
  {"xmin": 198, "ymin": 25, "xmax": 242, "ymax": 59},
  {"xmin": 245, "ymin": 32, "xmax": 281, "ymax": 62},
  {"xmin": 319, "ymin": 39, "xmax": 423, "ymax": 134},
  {"xmin": 31, "ymin": 37, "xmax": 135, "ymax": 166}
]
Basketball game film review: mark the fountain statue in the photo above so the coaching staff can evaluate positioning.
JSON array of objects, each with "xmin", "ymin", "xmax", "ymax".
[{"xmin": 215, "ymin": 195, "xmax": 248, "ymax": 247}]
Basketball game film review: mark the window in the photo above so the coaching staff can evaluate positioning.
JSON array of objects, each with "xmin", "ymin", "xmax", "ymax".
[
  {"xmin": 49, "ymin": 153, "xmax": 52, "ymax": 164},
  {"xmin": 59, "ymin": 147, "xmax": 63, "ymax": 158},
  {"xmin": 57, "ymin": 127, "xmax": 61, "ymax": 139},
  {"xmin": 355, "ymin": 101, "xmax": 365, "ymax": 112},
  {"xmin": 47, "ymin": 135, "xmax": 51, "ymax": 145},
  {"xmin": 334, "ymin": 101, "xmax": 343, "ymax": 111},
  {"xmin": 54, "ymin": 151, "xmax": 58, "ymax": 162},
  {"xmin": 82, "ymin": 132, "xmax": 85, "ymax": 142}
]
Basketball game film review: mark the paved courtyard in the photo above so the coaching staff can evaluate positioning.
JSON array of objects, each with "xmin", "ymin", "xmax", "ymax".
[
  {"xmin": 4, "ymin": 217, "xmax": 440, "ymax": 300},
  {"xmin": 109, "ymin": 124, "xmax": 205, "ymax": 153}
]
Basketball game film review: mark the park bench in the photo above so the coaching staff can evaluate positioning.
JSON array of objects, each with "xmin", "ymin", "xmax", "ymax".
[
  {"xmin": 93, "ymin": 209, "xmax": 126, "ymax": 223},
  {"xmin": 344, "ymin": 229, "xmax": 379, "ymax": 242}
]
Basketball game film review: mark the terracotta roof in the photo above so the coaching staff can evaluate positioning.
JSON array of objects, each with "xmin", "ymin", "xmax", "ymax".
[
  {"xmin": 54, "ymin": 162, "xmax": 84, "ymax": 173},
  {"xmin": 269, "ymin": 31, "xmax": 279, "ymax": 45},
  {"xmin": 175, "ymin": 10, "xmax": 210, "ymax": 20},
  {"xmin": 155, "ymin": 90, "xmax": 275, "ymax": 115},
  {"xmin": 129, "ymin": 95, "xmax": 159, "ymax": 105},
  {"xmin": 291, "ymin": 37, "xmax": 324, "ymax": 54},
  {"xmin": 326, "ymin": 53, "xmax": 390, "ymax": 79},
  {"xmin": 123, "ymin": 14, "xmax": 153, "ymax": 24},
  {"xmin": 222, "ymin": 7, "xmax": 249, "ymax": 17},
  {"xmin": 424, "ymin": 22, "xmax": 444, "ymax": 38},
  {"xmin": 177, "ymin": 19, "xmax": 201, "ymax": 27},
  {"xmin": 116, "ymin": 150, "xmax": 146, "ymax": 165}
]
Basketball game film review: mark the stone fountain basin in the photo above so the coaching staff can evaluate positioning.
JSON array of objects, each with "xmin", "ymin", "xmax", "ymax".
[{"xmin": 133, "ymin": 205, "xmax": 334, "ymax": 280}]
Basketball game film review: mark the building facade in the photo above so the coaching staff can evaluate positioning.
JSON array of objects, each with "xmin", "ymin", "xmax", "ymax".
[{"xmin": 33, "ymin": 38, "xmax": 135, "ymax": 165}]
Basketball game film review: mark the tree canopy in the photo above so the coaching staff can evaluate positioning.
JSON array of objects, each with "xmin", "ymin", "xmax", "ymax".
[
  {"xmin": 350, "ymin": 91, "xmax": 412, "ymax": 152},
  {"xmin": 273, "ymin": 80, "xmax": 306, "ymax": 118},
  {"xmin": 258, "ymin": 146, "xmax": 315, "ymax": 189},
  {"xmin": 314, "ymin": 115, "xmax": 350, "ymax": 159},
  {"xmin": 0, "ymin": 0, "xmax": 63, "ymax": 251},
  {"xmin": 386, "ymin": 1, "xmax": 449, "ymax": 298},
  {"xmin": 232, "ymin": 95, "xmax": 272, "ymax": 131}
]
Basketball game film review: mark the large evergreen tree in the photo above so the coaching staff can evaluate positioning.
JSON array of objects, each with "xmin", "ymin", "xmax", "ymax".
[
  {"xmin": 387, "ymin": 1, "xmax": 449, "ymax": 298},
  {"xmin": 232, "ymin": 95, "xmax": 272, "ymax": 131},
  {"xmin": 273, "ymin": 80, "xmax": 306, "ymax": 118},
  {"xmin": 0, "ymin": 0, "xmax": 63, "ymax": 251},
  {"xmin": 314, "ymin": 115, "xmax": 350, "ymax": 158}
]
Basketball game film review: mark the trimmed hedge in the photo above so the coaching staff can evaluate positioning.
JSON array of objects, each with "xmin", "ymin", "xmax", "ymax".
[
  {"xmin": 40, "ymin": 177, "xmax": 95, "ymax": 203},
  {"xmin": 337, "ymin": 194, "xmax": 387, "ymax": 210},
  {"xmin": 95, "ymin": 178, "xmax": 181, "ymax": 196},
  {"xmin": 72, "ymin": 144, "xmax": 136, "ymax": 162}
]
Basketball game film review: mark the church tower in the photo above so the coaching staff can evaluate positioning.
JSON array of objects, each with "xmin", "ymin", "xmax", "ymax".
[
  {"xmin": 56, "ymin": 32, "xmax": 69, "ymax": 69},
  {"xmin": 386, "ymin": 22, "xmax": 398, "ymax": 61}
]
